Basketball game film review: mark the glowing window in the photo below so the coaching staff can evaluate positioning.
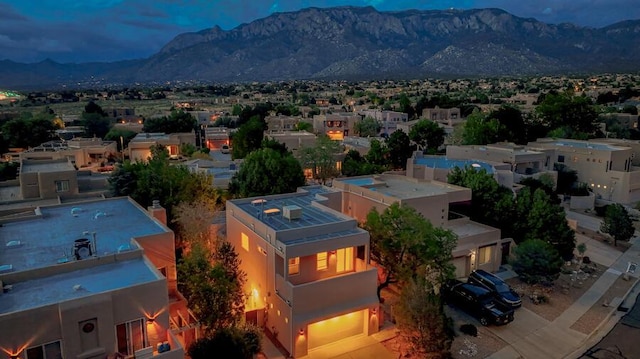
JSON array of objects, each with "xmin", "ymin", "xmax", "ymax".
[
  {"xmin": 241, "ymin": 233, "xmax": 249, "ymax": 251},
  {"xmin": 288, "ymin": 257, "xmax": 300, "ymax": 275},
  {"xmin": 478, "ymin": 245, "xmax": 492, "ymax": 265},
  {"xmin": 336, "ymin": 247, "xmax": 354, "ymax": 273},
  {"xmin": 317, "ymin": 252, "xmax": 328, "ymax": 270}
]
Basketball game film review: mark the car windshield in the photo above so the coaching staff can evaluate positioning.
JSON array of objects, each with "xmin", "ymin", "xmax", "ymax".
[{"xmin": 495, "ymin": 283, "xmax": 510, "ymax": 293}]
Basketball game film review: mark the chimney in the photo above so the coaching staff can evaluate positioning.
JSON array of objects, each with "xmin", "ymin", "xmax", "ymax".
[{"xmin": 148, "ymin": 200, "xmax": 167, "ymax": 226}]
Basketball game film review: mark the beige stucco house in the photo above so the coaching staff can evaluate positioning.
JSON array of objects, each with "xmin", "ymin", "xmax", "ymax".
[
  {"xmin": 226, "ymin": 187, "xmax": 379, "ymax": 358},
  {"xmin": 0, "ymin": 197, "xmax": 190, "ymax": 359}
]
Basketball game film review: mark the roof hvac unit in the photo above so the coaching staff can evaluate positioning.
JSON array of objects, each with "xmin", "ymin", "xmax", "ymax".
[
  {"xmin": 74, "ymin": 238, "xmax": 93, "ymax": 260},
  {"xmin": 282, "ymin": 205, "xmax": 302, "ymax": 220}
]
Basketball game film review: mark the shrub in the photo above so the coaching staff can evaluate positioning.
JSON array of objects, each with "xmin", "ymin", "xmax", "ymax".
[
  {"xmin": 511, "ymin": 239, "xmax": 564, "ymax": 285},
  {"xmin": 460, "ymin": 324, "xmax": 478, "ymax": 337}
]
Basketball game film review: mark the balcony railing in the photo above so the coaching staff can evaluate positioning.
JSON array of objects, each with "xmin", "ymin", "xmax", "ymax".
[{"xmin": 276, "ymin": 267, "xmax": 377, "ymax": 315}]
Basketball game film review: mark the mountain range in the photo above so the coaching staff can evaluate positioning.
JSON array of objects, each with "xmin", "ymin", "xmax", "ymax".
[{"xmin": 2, "ymin": 6, "xmax": 640, "ymax": 90}]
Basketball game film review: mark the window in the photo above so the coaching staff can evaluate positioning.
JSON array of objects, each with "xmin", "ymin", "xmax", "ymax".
[
  {"xmin": 557, "ymin": 155, "xmax": 565, "ymax": 163},
  {"xmin": 317, "ymin": 252, "xmax": 328, "ymax": 270},
  {"xmin": 288, "ymin": 257, "xmax": 300, "ymax": 275},
  {"xmin": 241, "ymin": 233, "xmax": 249, "ymax": 251},
  {"xmin": 336, "ymin": 247, "xmax": 354, "ymax": 273},
  {"xmin": 55, "ymin": 180, "xmax": 70, "ymax": 193},
  {"xmin": 116, "ymin": 319, "xmax": 147, "ymax": 357},
  {"xmin": 26, "ymin": 340, "xmax": 62, "ymax": 359},
  {"xmin": 478, "ymin": 246, "xmax": 492, "ymax": 265}
]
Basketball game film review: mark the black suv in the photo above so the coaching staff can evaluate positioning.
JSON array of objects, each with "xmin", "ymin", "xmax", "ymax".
[
  {"xmin": 443, "ymin": 280, "xmax": 515, "ymax": 326},
  {"xmin": 468, "ymin": 269, "xmax": 522, "ymax": 308}
]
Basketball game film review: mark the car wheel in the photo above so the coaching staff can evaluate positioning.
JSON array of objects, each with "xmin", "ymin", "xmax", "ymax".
[{"xmin": 480, "ymin": 317, "xmax": 489, "ymax": 326}]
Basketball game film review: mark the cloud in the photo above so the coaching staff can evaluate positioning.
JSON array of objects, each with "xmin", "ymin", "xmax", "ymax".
[{"xmin": 542, "ymin": 7, "xmax": 553, "ymax": 15}]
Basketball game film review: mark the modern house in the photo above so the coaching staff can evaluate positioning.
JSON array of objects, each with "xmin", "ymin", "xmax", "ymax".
[
  {"xmin": 20, "ymin": 139, "xmax": 118, "ymax": 169},
  {"xmin": 312, "ymin": 113, "xmax": 360, "ymax": 140},
  {"xmin": 0, "ymin": 197, "xmax": 190, "ymax": 359},
  {"xmin": 527, "ymin": 138, "xmax": 640, "ymax": 203},
  {"xmin": 225, "ymin": 187, "xmax": 379, "ymax": 358},
  {"xmin": 332, "ymin": 174, "xmax": 504, "ymax": 277},
  {"xmin": 358, "ymin": 110, "xmax": 408, "ymax": 137},
  {"xmin": 422, "ymin": 107, "xmax": 463, "ymax": 127}
]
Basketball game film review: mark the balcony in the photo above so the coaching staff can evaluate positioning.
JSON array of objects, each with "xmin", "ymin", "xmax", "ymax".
[{"xmin": 275, "ymin": 266, "xmax": 378, "ymax": 316}]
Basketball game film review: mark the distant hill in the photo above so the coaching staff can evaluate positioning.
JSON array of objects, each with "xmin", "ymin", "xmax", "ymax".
[{"xmin": 2, "ymin": 7, "xmax": 640, "ymax": 89}]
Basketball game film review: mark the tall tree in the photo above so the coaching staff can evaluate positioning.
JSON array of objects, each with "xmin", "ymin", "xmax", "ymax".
[
  {"xmin": 461, "ymin": 110, "xmax": 502, "ymax": 145},
  {"xmin": 177, "ymin": 241, "xmax": 246, "ymax": 335},
  {"xmin": 364, "ymin": 203, "xmax": 457, "ymax": 300},
  {"xmin": 2, "ymin": 112, "xmax": 57, "ymax": 148},
  {"xmin": 354, "ymin": 116, "xmax": 381, "ymax": 137},
  {"xmin": 231, "ymin": 116, "xmax": 266, "ymax": 159},
  {"xmin": 536, "ymin": 92, "xmax": 599, "ymax": 138},
  {"xmin": 600, "ymin": 204, "xmax": 635, "ymax": 246},
  {"xmin": 385, "ymin": 130, "xmax": 415, "ymax": 170},
  {"xmin": 394, "ymin": 278, "xmax": 453, "ymax": 359},
  {"xmin": 228, "ymin": 147, "xmax": 305, "ymax": 198},
  {"xmin": 365, "ymin": 139, "xmax": 390, "ymax": 169},
  {"xmin": 408, "ymin": 119, "xmax": 445, "ymax": 154},
  {"xmin": 298, "ymin": 135, "xmax": 343, "ymax": 184},
  {"xmin": 142, "ymin": 109, "xmax": 196, "ymax": 133},
  {"xmin": 488, "ymin": 104, "xmax": 527, "ymax": 144}
]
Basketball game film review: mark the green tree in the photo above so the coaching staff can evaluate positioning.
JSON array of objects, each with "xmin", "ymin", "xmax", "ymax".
[
  {"xmin": 518, "ymin": 188, "xmax": 575, "ymax": 260},
  {"xmin": 354, "ymin": 116, "xmax": 381, "ymax": 137},
  {"xmin": 600, "ymin": 204, "xmax": 635, "ymax": 246},
  {"xmin": 536, "ymin": 92, "xmax": 599, "ymax": 138},
  {"xmin": 178, "ymin": 241, "xmax": 246, "ymax": 335},
  {"xmin": 553, "ymin": 163, "xmax": 578, "ymax": 195},
  {"xmin": 488, "ymin": 105, "xmax": 527, "ymax": 144},
  {"xmin": 294, "ymin": 121, "xmax": 313, "ymax": 133},
  {"xmin": 394, "ymin": 278, "xmax": 453, "ymax": 359},
  {"xmin": 2, "ymin": 112, "xmax": 56, "ymax": 148},
  {"xmin": 365, "ymin": 139, "xmax": 390, "ymax": 168},
  {"xmin": 364, "ymin": 203, "xmax": 457, "ymax": 300},
  {"xmin": 231, "ymin": 116, "xmax": 266, "ymax": 159},
  {"xmin": 0, "ymin": 162, "xmax": 19, "ymax": 181},
  {"xmin": 143, "ymin": 109, "xmax": 196, "ymax": 133},
  {"xmin": 341, "ymin": 149, "xmax": 379, "ymax": 177},
  {"xmin": 298, "ymin": 135, "xmax": 342, "ymax": 184},
  {"xmin": 511, "ymin": 239, "xmax": 564, "ymax": 285},
  {"xmin": 408, "ymin": 119, "xmax": 445, "ymax": 154},
  {"xmin": 461, "ymin": 110, "xmax": 502, "ymax": 145},
  {"xmin": 228, "ymin": 148, "xmax": 305, "ymax": 198},
  {"xmin": 104, "ymin": 128, "xmax": 137, "ymax": 155},
  {"xmin": 82, "ymin": 101, "xmax": 111, "ymax": 138},
  {"xmin": 385, "ymin": 130, "xmax": 415, "ymax": 170}
]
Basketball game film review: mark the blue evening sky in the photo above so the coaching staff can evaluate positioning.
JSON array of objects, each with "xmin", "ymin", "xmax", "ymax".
[{"xmin": 0, "ymin": 0, "xmax": 637, "ymax": 64}]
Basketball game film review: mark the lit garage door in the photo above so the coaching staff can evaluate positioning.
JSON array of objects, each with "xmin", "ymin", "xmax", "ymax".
[{"xmin": 308, "ymin": 310, "xmax": 364, "ymax": 349}]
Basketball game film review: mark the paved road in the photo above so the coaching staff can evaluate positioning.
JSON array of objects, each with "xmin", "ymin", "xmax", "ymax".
[{"xmin": 566, "ymin": 210, "xmax": 603, "ymax": 233}]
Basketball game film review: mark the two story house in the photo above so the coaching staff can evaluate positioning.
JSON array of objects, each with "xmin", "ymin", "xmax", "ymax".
[{"xmin": 226, "ymin": 187, "xmax": 379, "ymax": 358}]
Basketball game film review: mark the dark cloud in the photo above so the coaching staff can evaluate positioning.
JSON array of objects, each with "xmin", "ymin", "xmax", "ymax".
[{"xmin": 0, "ymin": 0, "xmax": 638, "ymax": 63}]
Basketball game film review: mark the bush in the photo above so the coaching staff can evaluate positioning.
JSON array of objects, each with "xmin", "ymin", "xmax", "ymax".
[
  {"xmin": 188, "ymin": 325, "xmax": 263, "ymax": 359},
  {"xmin": 511, "ymin": 239, "xmax": 564, "ymax": 285},
  {"xmin": 460, "ymin": 324, "xmax": 478, "ymax": 337}
]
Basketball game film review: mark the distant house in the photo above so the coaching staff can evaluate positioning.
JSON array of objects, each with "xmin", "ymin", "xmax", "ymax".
[
  {"xmin": 19, "ymin": 158, "xmax": 79, "ymax": 199},
  {"xmin": 128, "ymin": 132, "xmax": 195, "ymax": 162},
  {"xmin": 358, "ymin": 110, "xmax": 408, "ymax": 136}
]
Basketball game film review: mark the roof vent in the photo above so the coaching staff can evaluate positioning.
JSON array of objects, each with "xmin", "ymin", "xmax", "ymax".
[
  {"xmin": 73, "ymin": 284, "xmax": 83, "ymax": 291},
  {"xmin": 74, "ymin": 238, "xmax": 93, "ymax": 260},
  {"xmin": 71, "ymin": 207, "xmax": 82, "ymax": 217},
  {"xmin": 264, "ymin": 208, "xmax": 280, "ymax": 216},
  {"xmin": 6, "ymin": 240, "xmax": 22, "ymax": 248},
  {"xmin": 283, "ymin": 205, "xmax": 302, "ymax": 220},
  {"xmin": 251, "ymin": 199, "xmax": 267, "ymax": 206},
  {"xmin": 94, "ymin": 211, "xmax": 107, "ymax": 220},
  {"xmin": 152, "ymin": 200, "xmax": 161, "ymax": 209}
]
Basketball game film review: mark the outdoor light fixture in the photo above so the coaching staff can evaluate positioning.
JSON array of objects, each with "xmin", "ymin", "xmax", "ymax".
[
  {"xmin": 299, "ymin": 328, "xmax": 305, "ymax": 336},
  {"xmin": 372, "ymin": 308, "xmax": 377, "ymax": 315}
]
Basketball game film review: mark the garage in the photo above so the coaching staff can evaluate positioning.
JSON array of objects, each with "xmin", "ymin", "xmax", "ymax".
[{"xmin": 307, "ymin": 310, "xmax": 365, "ymax": 349}]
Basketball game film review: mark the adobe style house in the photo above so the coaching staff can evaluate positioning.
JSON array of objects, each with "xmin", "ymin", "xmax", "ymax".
[
  {"xmin": 422, "ymin": 107, "xmax": 463, "ymax": 127},
  {"xmin": 20, "ymin": 138, "xmax": 118, "ymax": 168},
  {"xmin": 128, "ymin": 133, "xmax": 195, "ymax": 162},
  {"xmin": 19, "ymin": 159, "xmax": 79, "ymax": 200},
  {"xmin": 528, "ymin": 138, "xmax": 640, "ymax": 203},
  {"xmin": 225, "ymin": 187, "xmax": 379, "ymax": 358},
  {"xmin": 264, "ymin": 131, "xmax": 317, "ymax": 155},
  {"xmin": 312, "ymin": 113, "xmax": 360, "ymax": 140},
  {"xmin": 0, "ymin": 197, "xmax": 192, "ymax": 359},
  {"xmin": 358, "ymin": 110, "xmax": 408, "ymax": 137},
  {"xmin": 332, "ymin": 174, "xmax": 504, "ymax": 277}
]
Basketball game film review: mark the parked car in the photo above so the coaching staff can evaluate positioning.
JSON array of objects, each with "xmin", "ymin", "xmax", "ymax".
[
  {"xmin": 442, "ymin": 280, "xmax": 515, "ymax": 326},
  {"xmin": 468, "ymin": 269, "xmax": 522, "ymax": 308},
  {"xmin": 221, "ymin": 144, "xmax": 230, "ymax": 154}
]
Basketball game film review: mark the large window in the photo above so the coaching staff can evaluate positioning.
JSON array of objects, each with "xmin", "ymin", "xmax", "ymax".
[
  {"xmin": 241, "ymin": 233, "xmax": 249, "ymax": 251},
  {"xmin": 478, "ymin": 245, "xmax": 493, "ymax": 265},
  {"xmin": 317, "ymin": 252, "xmax": 328, "ymax": 270},
  {"xmin": 116, "ymin": 319, "xmax": 147, "ymax": 357},
  {"xmin": 288, "ymin": 257, "xmax": 300, "ymax": 275},
  {"xmin": 26, "ymin": 341, "xmax": 62, "ymax": 359},
  {"xmin": 55, "ymin": 180, "xmax": 70, "ymax": 193},
  {"xmin": 336, "ymin": 247, "xmax": 354, "ymax": 273}
]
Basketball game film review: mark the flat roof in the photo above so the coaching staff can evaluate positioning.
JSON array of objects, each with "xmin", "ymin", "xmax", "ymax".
[
  {"xmin": 0, "ymin": 258, "xmax": 159, "ymax": 314},
  {"xmin": 232, "ymin": 189, "xmax": 350, "ymax": 231},
  {"xmin": 446, "ymin": 219, "xmax": 498, "ymax": 238},
  {"xmin": 0, "ymin": 197, "xmax": 168, "ymax": 272},
  {"xmin": 415, "ymin": 157, "xmax": 495, "ymax": 174},
  {"xmin": 334, "ymin": 174, "xmax": 466, "ymax": 200},
  {"xmin": 21, "ymin": 161, "xmax": 75, "ymax": 173}
]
